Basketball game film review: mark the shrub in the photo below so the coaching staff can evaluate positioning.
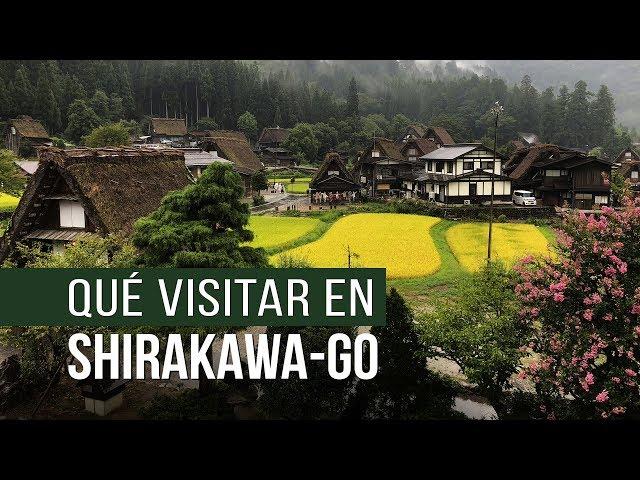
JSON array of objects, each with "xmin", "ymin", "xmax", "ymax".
[
  {"xmin": 252, "ymin": 194, "xmax": 266, "ymax": 206},
  {"xmin": 497, "ymin": 214, "xmax": 508, "ymax": 223},
  {"xmin": 515, "ymin": 200, "xmax": 640, "ymax": 419}
]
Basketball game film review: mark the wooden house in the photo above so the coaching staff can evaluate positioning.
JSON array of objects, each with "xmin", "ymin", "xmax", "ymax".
[
  {"xmin": 400, "ymin": 138, "xmax": 439, "ymax": 161},
  {"xmin": 616, "ymin": 148, "xmax": 640, "ymax": 193},
  {"xmin": 416, "ymin": 143, "xmax": 511, "ymax": 204},
  {"xmin": 261, "ymin": 147, "xmax": 299, "ymax": 167},
  {"xmin": 355, "ymin": 138, "xmax": 425, "ymax": 198},
  {"xmin": 504, "ymin": 144, "xmax": 612, "ymax": 209},
  {"xmin": 200, "ymin": 130, "xmax": 264, "ymax": 196},
  {"xmin": 149, "ymin": 117, "xmax": 188, "ymax": 144},
  {"xmin": 309, "ymin": 152, "xmax": 359, "ymax": 195},
  {"xmin": 257, "ymin": 127, "xmax": 290, "ymax": 150},
  {"xmin": 5, "ymin": 116, "xmax": 52, "ymax": 155},
  {"xmin": 181, "ymin": 148, "xmax": 233, "ymax": 178},
  {"xmin": 0, "ymin": 147, "xmax": 193, "ymax": 261},
  {"xmin": 423, "ymin": 126, "xmax": 455, "ymax": 146},
  {"xmin": 399, "ymin": 124, "xmax": 427, "ymax": 142}
]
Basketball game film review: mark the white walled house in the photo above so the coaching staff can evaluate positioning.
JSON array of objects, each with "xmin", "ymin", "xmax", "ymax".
[{"xmin": 416, "ymin": 144, "xmax": 512, "ymax": 204}]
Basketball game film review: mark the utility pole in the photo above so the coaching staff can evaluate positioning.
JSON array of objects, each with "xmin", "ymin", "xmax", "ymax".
[{"xmin": 487, "ymin": 101, "xmax": 503, "ymax": 262}]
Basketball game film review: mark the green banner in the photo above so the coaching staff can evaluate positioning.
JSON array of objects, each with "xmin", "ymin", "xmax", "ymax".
[{"xmin": 0, "ymin": 268, "xmax": 386, "ymax": 326}]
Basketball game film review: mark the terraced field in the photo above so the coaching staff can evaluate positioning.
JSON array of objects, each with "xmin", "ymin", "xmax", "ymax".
[
  {"xmin": 248, "ymin": 215, "xmax": 324, "ymax": 252},
  {"xmin": 272, "ymin": 213, "xmax": 442, "ymax": 279},
  {"xmin": 446, "ymin": 222, "xmax": 553, "ymax": 272}
]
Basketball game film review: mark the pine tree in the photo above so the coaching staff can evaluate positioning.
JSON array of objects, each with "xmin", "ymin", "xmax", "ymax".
[
  {"xmin": 539, "ymin": 87, "xmax": 558, "ymax": 143},
  {"xmin": 33, "ymin": 63, "xmax": 61, "ymax": 133},
  {"xmin": 590, "ymin": 85, "xmax": 616, "ymax": 153},
  {"xmin": 13, "ymin": 64, "xmax": 34, "ymax": 115},
  {"xmin": 566, "ymin": 80, "xmax": 591, "ymax": 149},
  {"xmin": 556, "ymin": 85, "xmax": 570, "ymax": 145},
  {"xmin": 345, "ymin": 77, "xmax": 359, "ymax": 119}
]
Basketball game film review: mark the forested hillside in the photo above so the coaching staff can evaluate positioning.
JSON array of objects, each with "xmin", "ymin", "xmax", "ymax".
[{"xmin": 0, "ymin": 60, "xmax": 634, "ymax": 161}]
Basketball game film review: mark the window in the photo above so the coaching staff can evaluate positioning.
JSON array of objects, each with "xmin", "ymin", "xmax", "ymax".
[
  {"xmin": 360, "ymin": 176, "xmax": 366, "ymax": 183},
  {"xmin": 407, "ymin": 148, "xmax": 416, "ymax": 155},
  {"xmin": 447, "ymin": 162, "xmax": 453, "ymax": 173},
  {"xmin": 632, "ymin": 171, "xmax": 639, "ymax": 179},
  {"xmin": 328, "ymin": 170, "xmax": 339, "ymax": 176},
  {"xmin": 575, "ymin": 193, "xmax": 592, "ymax": 200},
  {"xmin": 371, "ymin": 150, "xmax": 380, "ymax": 158},
  {"xmin": 469, "ymin": 183, "xmax": 477, "ymax": 196},
  {"xmin": 626, "ymin": 152, "xmax": 632, "ymax": 157},
  {"xmin": 436, "ymin": 161, "xmax": 444, "ymax": 172},
  {"xmin": 595, "ymin": 195, "xmax": 609, "ymax": 205},
  {"xmin": 546, "ymin": 169, "xmax": 562, "ymax": 177},
  {"xmin": 480, "ymin": 161, "xmax": 493, "ymax": 170},
  {"xmin": 427, "ymin": 161, "xmax": 433, "ymax": 171},
  {"xmin": 463, "ymin": 161, "xmax": 474, "ymax": 171},
  {"xmin": 59, "ymin": 200, "xmax": 85, "ymax": 228}
]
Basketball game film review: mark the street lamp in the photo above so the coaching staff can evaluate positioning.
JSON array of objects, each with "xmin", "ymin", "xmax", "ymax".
[{"xmin": 487, "ymin": 101, "xmax": 504, "ymax": 262}]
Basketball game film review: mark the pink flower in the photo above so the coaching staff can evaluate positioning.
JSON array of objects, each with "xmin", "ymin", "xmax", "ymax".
[
  {"xmin": 603, "ymin": 313, "xmax": 613, "ymax": 322},
  {"xmin": 625, "ymin": 369, "xmax": 637, "ymax": 377},
  {"xmin": 585, "ymin": 372, "xmax": 595, "ymax": 385},
  {"xmin": 595, "ymin": 390, "xmax": 609, "ymax": 403},
  {"xmin": 554, "ymin": 292, "xmax": 565, "ymax": 302},
  {"xmin": 612, "ymin": 377, "xmax": 621, "ymax": 384},
  {"xmin": 583, "ymin": 309, "xmax": 594, "ymax": 321}
]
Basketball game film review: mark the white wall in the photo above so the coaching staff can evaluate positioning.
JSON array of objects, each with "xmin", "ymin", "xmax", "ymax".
[{"xmin": 59, "ymin": 200, "xmax": 85, "ymax": 228}]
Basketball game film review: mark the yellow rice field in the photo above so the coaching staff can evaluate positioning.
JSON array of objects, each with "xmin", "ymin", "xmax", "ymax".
[
  {"xmin": 0, "ymin": 193, "xmax": 19, "ymax": 211},
  {"xmin": 273, "ymin": 213, "xmax": 441, "ymax": 278},
  {"xmin": 446, "ymin": 222, "xmax": 552, "ymax": 272},
  {"xmin": 248, "ymin": 215, "xmax": 322, "ymax": 250}
]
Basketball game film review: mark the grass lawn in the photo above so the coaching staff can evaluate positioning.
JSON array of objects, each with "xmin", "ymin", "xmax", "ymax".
[
  {"xmin": 269, "ymin": 177, "xmax": 311, "ymax": 195},
  {"xmin": 0, "ymin": 193, "xmax": 19, "ymax": 212},
  {"xmin": 272, "ymin": 213, "xmax": 441, "ymax": 279},
  {"xmin": 247, "ymin": 215, "xmax": 327, "ymax": 254},
  {"xmin": 446, "ymin": 222, "xmax": 553, "ymax": 272}
]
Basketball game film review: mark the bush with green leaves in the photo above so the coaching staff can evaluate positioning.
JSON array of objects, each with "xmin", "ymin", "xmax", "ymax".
[
  {"xmin": 83, "ymin": 122, "xmax": 132, "ymax": 148},
  {"xmin": 421, "ymin": 261, "xmax": 529, "ymax": 416}
]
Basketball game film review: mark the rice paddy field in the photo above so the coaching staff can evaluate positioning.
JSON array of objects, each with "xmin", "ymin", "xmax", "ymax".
[
  {"xmin": 446, "ymin": 222, "xmax": 553, "ymax": 272},
  {"xmin": 0, "ymin": 193, "xmax": 19, "ymax": 212},
  {"xmin": 269, "ymin": 177, "xmax": 311, "ymax": 194},
  {"xmin": 272, "ymin": 213, "xmax": 442, "ymax": 279},
  {"xmin": 248, "ymin": 215, "xmax": 323, "ymax": 252}
]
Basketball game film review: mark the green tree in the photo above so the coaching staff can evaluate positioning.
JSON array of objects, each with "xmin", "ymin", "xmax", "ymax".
[
  {"xmin": 389, "ymin": 114, "xmax": 412, "ymax": 140},
  {"xmin": 251, "ymin": 169, "xmax": 268, "ymax": 191},
  {"xmin": 348, "ymin": 288, "xmax": 456, "ymax": 419},
  {"xmin": 282, "ymin": 122, "xmax": 320, "ymax": 164},
  {"xmin": 345, "ymin": 77, "xmax": 360, "ymax": 120},
  {"xmin": 193, "ymin": 116, "xmax": 219, "ymax": 132},
  {"xmin": 237, "ymin": 111, "xmax": 258, "ymax": 141},
  {"xmin": 311, "ymin": 122, "xmax": 338, "ymax": 157},
  {"xmin": 0, "ymin": 79, "xmax": 15, "ymax": 118},
  {"xmin": 12, "ymin": 65, "xmax": 34, "ymax": 115},
  {"xmin": 89, "ymin": 89, "xmax": 110, "ymax": 123},
  {"xmin": 83, "ymin": 122, "xmax": 132, "ymax": 147},
  {"xmin": 64, "ymin": 99, "xmax": 101, "ymax": 142},
  {"xmin": 590, "ymin": 85, "xmax": 616, "ymax": 154},
  {"xmin": 539, "ymin": 87, "xmax": 558, "ymax": 143},
  {"xmin": 32, "ymin": 63, "xmax": 61, "ymax": 133},
  {"xmin": 0, "ymin": 149, "xmax": 26, "ymax": 196},
  {"xmin": 566, "ymin": 80, "xmax": 592, "ymax": 148},
  {"xmin": 259, "ymin": 326, "xmax": 357, "ymax": 419},
  {"xmin": 131, "ymin": 162, "xmax": 268, "ymax": 268},
  {"xmin": 421, "ymin": 262, "xmax": 528, "ymax": 417}
]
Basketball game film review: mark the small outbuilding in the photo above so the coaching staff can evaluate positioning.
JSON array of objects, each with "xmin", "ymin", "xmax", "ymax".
[
  {"xmin": 5, "ymin": 116, "xmax": 52, "ymax": 155},
  {"xmin": 309, "ymin": 152, "xmax": 359, "ymax": 200}
]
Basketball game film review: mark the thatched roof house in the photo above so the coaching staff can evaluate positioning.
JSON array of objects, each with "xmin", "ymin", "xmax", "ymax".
[
  {"xmin": 257, "ymin": 127, "xmax": 290, "ymax": 149},
  {"xmin": 5, "ymin": 116, "xmax": 52, "ymax": 155},
  {"xmin": 310, "ymin": 152, "xmax": 358, "ymax": 194},
  {"xmin": 149, "ymin": 118, "xmax": 188, "ymax": 143},
  {"xmin": 0, "ymin": 147, "xmax": 193, "ymax": 261},
  {"xmin": 200, "ymin": 130, "xmax": 263, "ymax": 195},
  {"xmin": 424, "ymin": 126, "xmax": 454, "ymax": 146}
]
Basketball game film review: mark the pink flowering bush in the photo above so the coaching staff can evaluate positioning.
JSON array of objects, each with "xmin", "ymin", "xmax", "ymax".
[{"xmin": 515, "ymin": 199, "xmax": 640, "ymax": 419}]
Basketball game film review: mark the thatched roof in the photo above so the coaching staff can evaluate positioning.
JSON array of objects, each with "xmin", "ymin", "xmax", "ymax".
[
  {"xmin": 404, "ymin": 124, "xmax": 427, "ymax": 138},
  {"xmin": 425, "ymin": 126, "xmax": 455, "ymax": 145},
  {"xmin": 401, "ymin": 138, "xmax": 439, "ymax": 157},
  {"xmin": 310, "ymin": 152, "xmax": 357, "ymax": 188},
  {"xmin": 201, "ymin": 130, "xmax": 262, "ymax": 175},
  {"xmin": 618, "ymin": 160, "xmax": 640, "ymax": 177},
  {"xmin": 150, "ymin": 118, "xmax": 187, "ymax": 136},
  {"xmin": 7, "ymin": 147, "xmax": 193, "ymax": 241},
  {"xmin": 8, "ymin": 115, "xmax": 50, "ymax": 140},
  {"xmin": 374, "ymin": 138, "xmax": 405, "ymax": 162},
  {"xmin": 258, "ymin": 127, "xmax": 290, "ymax": 145},
  {"xmin": 615, "ymin": 147, "xmax": 640, "ymax": 164}
]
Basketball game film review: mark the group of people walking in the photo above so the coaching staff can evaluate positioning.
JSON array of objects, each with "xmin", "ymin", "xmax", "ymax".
[
  {"xmin": 311, "ymin": 190, "xmax": 357, "ymax": 204},
  {"xmin": 270, "ymin": 182, "xmax": 286, "ymax": 194}
]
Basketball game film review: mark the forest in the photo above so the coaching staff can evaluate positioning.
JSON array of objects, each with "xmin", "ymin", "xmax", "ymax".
[{"xmin": 0, "ymin": 60, "xmax": 635, "ymax": 161}]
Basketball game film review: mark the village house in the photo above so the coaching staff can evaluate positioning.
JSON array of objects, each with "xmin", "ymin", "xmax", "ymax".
[
  {"xmin": 0, "ymin": 147, "xmax": 193, "ymax": 261},
  {"xmin": 309, "ymin": 152, "xmax": 359, "ymax": 199},
  {"xmin": 398, "ymin": 124, "xmax": 455, "ymax": 147},
  {"xmin": 5, "ymin": 116, "xmax": 52, "ymax": 155},
  {"xmin": 260, "ymin": 147, "xmax": 299, "ymax": 167},
  {"xmin": 200, "ymin": 130, "xmax": 264, "ymax": 196},
  {"xmin": 399, "ymin": 124, "xmax": 427, "ymax": 142},
  {"xmin": 355, "ymin": 138, "xmax": 425, "ymax": 198},
  {"xmin": 504, "ymin": 144, "xmax": 613, "ymax": 209},
  {"xmin": 148, "ymin": 117, "xmax": 189, "ymax": 145},
  {"xmin": 257, "ymin": 127, "xmax": 290, "ymax": 150},
  {"xmin": 615, "ymin": 147, "xmax": 640, "ymax": 194},
  {"xmin": 181, "ymin": 148, "xmax": 233, "ymax": 178},
  {"xmin": 416, "ymin": 143, "xmax": 512, "ymax": 204}
]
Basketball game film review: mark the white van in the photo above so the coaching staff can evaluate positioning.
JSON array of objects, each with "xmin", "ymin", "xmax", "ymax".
[{"xmin": 512, "ymin": 190, "xmax": 536, "ymax": 206}]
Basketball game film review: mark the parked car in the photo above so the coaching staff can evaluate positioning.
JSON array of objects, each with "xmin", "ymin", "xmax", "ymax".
[{"xmin": 512, "ymin": 190, "xmax": 537, "ymax": 206}]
